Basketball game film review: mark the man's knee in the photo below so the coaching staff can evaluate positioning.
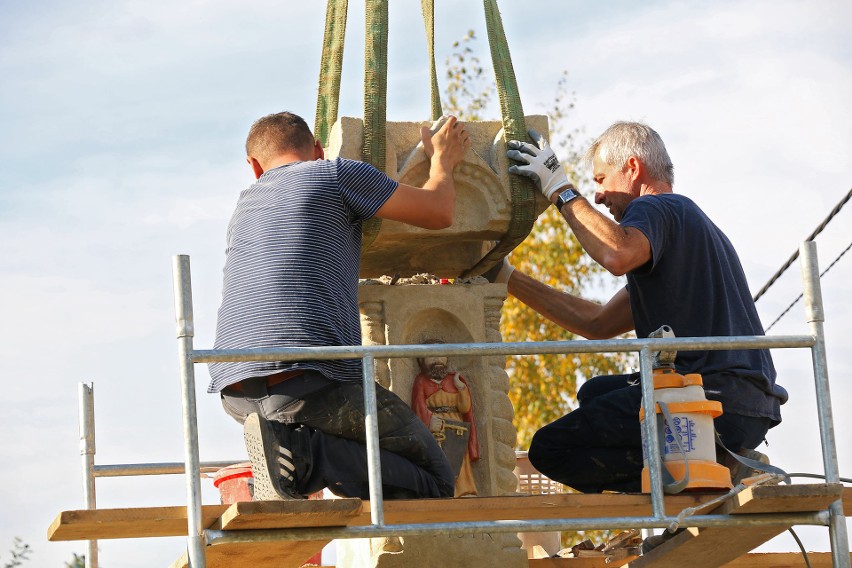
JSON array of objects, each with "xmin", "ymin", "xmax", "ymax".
[
  {"xmin": 528, "ymin": 425, "xmax": 565, "ymax": 478},
  {"xmin": 715, "ymin": 414, "xmax": 773, "ymax": 452}
]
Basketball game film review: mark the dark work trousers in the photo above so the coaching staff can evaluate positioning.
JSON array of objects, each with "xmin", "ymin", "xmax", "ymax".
[
  {"xmin": 528, "ymin": 372, "xmax": 774, "ymax": 493},
  {"xmin": 221, "ymin": 370, "xmax": 455, "ymax": 499}
]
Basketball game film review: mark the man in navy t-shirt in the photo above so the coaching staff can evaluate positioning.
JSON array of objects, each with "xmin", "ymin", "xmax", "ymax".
[{"xmin": 493, "ymin": 121, "xmax": 787, "ymax": 493}]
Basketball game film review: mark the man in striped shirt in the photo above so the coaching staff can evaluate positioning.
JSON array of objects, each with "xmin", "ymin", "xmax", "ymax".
[{"xmin": 211, "ymin": 111, "xmax": 470, "ymax": 500}]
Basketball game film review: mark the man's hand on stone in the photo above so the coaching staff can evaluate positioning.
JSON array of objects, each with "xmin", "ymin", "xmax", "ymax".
[
  {"xmin": 429, "ymin": 414, "xmax": 444, "ymax": 433},
  {"xmin": 422, "ymin": 115, "xmax": 471, "ymax": 170},
  {"xmin": 507, "ymin": 128, "xmax": 570, "ymax": 200}
]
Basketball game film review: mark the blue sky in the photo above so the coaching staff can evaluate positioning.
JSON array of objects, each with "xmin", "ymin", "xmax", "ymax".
[{"xmin": 1, "ymin": 1, "xmax": 851, "ymax": 565}]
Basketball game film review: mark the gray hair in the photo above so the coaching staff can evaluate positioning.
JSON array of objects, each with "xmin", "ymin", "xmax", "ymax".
[{"xmin": 584, "ymin": 122, "xmax": 674, "ymax": 186}]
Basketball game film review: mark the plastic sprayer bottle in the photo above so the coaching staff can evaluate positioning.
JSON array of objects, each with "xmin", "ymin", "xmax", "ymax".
[{"xmin": 639, "ymin": 326, "xmax": 733, "ymax": 492}]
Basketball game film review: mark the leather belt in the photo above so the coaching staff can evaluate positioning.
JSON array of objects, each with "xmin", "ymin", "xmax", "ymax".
[{"xmin": 224, "ymin": 369, "xmax": 304, "ymax": 393}]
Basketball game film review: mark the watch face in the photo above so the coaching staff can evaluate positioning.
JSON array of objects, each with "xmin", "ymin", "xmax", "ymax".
[{"xmin": 558, "ymin": 190, "xmax": 576, "ymax": 207}]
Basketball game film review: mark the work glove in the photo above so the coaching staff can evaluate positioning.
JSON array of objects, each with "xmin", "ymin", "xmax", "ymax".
[
  {"xmin": 506, "ymin": 129, "xmax": 569, "ymax": 200},
  {"xmin": 481, "ymin": 257, "xmax": 515, "ymax": 284}
]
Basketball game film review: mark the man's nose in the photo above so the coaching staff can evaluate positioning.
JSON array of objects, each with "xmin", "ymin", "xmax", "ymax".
[{"xmin": 594, "ymin": 191, "xmax": 605, "ymax": 204}]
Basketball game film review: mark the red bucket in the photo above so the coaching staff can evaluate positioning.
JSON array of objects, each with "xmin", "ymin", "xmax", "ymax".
[
  {"xmin": 213, "ymin": 462, "xmax": 253, "ymax": 504},
  {"xmin": 213, "ymin": 462, "xmax": 325, "ymax": 566}
]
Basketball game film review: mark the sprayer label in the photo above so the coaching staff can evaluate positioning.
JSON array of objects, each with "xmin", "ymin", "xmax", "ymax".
[{"xmin": 664, "ymin": 415, "xmax": 696, "ymax": 454}]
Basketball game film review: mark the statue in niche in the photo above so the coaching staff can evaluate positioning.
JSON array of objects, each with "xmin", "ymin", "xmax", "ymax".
[{"xmin": 411, "ymin": 347, "xmax": 479, "ymax": 497}]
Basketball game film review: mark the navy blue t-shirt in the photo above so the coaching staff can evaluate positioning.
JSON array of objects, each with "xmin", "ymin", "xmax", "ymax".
[{"xmin": 620, "ymin": 194, "xmax": 786, "ymax": 421}]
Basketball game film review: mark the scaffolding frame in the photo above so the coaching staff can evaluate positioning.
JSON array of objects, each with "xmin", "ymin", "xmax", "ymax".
[{"xmin": 77, "ymin": 242, "xmax": 849, "ymax": 567}]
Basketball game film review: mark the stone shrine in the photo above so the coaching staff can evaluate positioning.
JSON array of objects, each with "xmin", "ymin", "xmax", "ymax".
[{"xmin": 326, "ymin": 116, "xmax": 551, "ymax": 567}]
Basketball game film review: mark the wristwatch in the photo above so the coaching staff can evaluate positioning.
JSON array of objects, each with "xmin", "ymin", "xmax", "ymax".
[{"xmin": 554, "ymin": 187, "xmax": 581, "ymax": 210}]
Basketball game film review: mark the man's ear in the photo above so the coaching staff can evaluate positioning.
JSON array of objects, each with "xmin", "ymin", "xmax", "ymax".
[
  {"xmin": 313, "ymin": 140, "xmax": 325, "ymax": 160},
  {"xmin": 247, "ymin": 156, "xmax": 264, "ymax": 179},
  {"xmin": 626, "ymin": 156, "xmax": 642, "ymax": 181}
]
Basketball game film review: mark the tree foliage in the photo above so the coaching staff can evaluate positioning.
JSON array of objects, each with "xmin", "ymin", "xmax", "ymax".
[
  {"xmin": 2, "ymin": 538, "xmax": 30, "ymax": 568},
  {"xmin": 441, "ymin": 31, "xmax": 493, "ymax": 121},
  {"xmin": 65, "ymin": 553, "xmax": 85, "ymax": 568},
  {"xmin": 0, "ymin": 538, "xmax": 89, "ymax": 567}
]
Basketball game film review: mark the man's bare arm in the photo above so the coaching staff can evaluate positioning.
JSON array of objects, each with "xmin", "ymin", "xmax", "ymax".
[
  {"xmin": 508, "ymin": 270, "xmax": 634, "ymax": 340},
  {"xmin": 559, "ymin": 197, "xmax": 652, "ymax": 276}
]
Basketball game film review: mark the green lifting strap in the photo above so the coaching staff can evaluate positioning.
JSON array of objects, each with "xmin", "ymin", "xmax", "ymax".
[
  {"xmin": 421, "ymin": 0, "xmax": 443, "ymax": 121},
  {"xmin": 314, "ymin": 0, "xmax": 535, "ymax": 262},
  {"xmin": 314, "ymin": 0, "xmax": 348, "ymax": 148},
  {"xmin": 458, "ymin": 0, "xmax": 536, "ymax": 279},
  {"xmin": 359, "ymin": 0, "xmax": 389, "ymax": 252}
]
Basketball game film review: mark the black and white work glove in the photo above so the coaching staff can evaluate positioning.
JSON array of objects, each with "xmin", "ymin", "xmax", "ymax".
[{"xmin": 506, "ymin": 128, "xmax": 570, "ymax": 200}]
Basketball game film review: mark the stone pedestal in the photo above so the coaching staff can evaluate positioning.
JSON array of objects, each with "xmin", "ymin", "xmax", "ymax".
[
  {"xmin": 334, "ymin": 280, "xmax": 526, "ymax": 568},
  {"xmin": 325, "ymin": 116, "xmax": 550, "ymax": 278}
]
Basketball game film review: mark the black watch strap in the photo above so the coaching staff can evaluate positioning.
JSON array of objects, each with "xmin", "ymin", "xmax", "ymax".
[{"xmin": 555, "ymin": 188, "xmax": 580, "ymax": 209}]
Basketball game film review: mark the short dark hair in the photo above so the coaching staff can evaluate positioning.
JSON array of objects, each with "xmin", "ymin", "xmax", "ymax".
[{"xmin": 245, "ymin": 112, "xmax": 315, "ymax": 162}]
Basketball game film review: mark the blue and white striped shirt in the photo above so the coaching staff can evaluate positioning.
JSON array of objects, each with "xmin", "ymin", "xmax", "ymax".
[{"xmin": 208, "ymin": 158, "xmax": 398, "ymax": 393}]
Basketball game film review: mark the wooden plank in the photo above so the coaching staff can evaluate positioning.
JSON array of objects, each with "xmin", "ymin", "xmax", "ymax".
[
  {"xmin": 48, "ymin": 505, "xmax": 228, "ymax": 541},
  {"xmin": 722, "ymin": 552, "xmax": 850, "ymax": 567},
  {"xmin": 529, "ymin": 558, "xmax": 608, "ymax": 567},
  {"xmin": 352, "ymin": 492, "xmax": 718, "ymax": 525},
  {"xmin": 49, "ymin": 485, "xmax": 850, "ymax": 543},
  {"xmin": 47, "ymin": 499, "xmax": 362, "ymax": 542},
  {"xmin": 169, "ymin": 540, "xmax": 329, "ymax": 568},
  {"xmin": 169, "ymin": 501, "xmax": 363, "ymax": 568},
  {"xmin": 215, "ymin": 499, "xmax": 363, "ymax": 530},
  {"xmin": 531, "ymin": 552, "xmax": 845, "ymax": 568},
  {"xmin": 622, "ymin": 484, "xmax": 844, "ymax": 568},
  {"xmin": 715, "ymin": 483, "xmax": 844, "ymax": 515},
  {"xmin": 624, "ymin": 526, "xmax": 788, "ymax": 568}
]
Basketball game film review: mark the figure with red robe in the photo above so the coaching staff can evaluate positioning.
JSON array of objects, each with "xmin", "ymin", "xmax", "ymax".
[{"xmin": 412, "ymin": 354, "xmax": 479, "ymax": 497}]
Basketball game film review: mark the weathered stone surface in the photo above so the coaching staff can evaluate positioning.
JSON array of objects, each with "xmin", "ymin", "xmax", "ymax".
[
  {"xmin": 358, "ymin": 281, "xmax": 513, "ymax": 497},
  {"xmin": 491, "ymin": 392, "xmax": 515, "ymax": 417},
  {"xmin": 340, "ymin": 280, "xmax": 526, "ymax": 568},
  {"xmin": 325, "ymin": 116, "xmax": 551, "ymax": 278}
]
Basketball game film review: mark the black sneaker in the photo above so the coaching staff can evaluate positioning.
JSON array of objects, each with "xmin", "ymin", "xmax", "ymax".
[{"xmin": 244, "ymin": 413, "xmax": 304, "ymax": 500}]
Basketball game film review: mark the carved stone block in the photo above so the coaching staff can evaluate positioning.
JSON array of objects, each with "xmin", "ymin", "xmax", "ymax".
[{"xmin": 325, "ymin": 116, "xmax": 551, "ymax": 278}]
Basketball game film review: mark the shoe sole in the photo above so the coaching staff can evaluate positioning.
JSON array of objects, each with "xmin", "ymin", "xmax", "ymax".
[{"xmin": 244, "ymin": 413, "xmax": 293, "ymax": 501}]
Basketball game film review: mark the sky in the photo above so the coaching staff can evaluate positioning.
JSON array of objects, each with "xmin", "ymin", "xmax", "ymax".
[{"xmin": 1, "ymin": 0, "xmax": 851, "ymax": 566}]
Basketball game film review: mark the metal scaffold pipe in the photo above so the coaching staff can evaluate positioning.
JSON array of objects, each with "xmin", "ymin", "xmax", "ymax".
[
  {"xmin": 173, "ymin": 255, "xmax": 206, "ymax": 568},
  {"xmin": 78, "ymin": 383, "xmax": 98, "ymax": 568},
  {"xmin": 800, "ymin": 242, "xmax": 851, "ymax": 568}
]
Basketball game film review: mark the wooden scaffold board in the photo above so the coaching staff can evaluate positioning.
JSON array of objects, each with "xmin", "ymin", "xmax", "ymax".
[
  {"xmin": 623, "ymin": 483, "xmax": 844, "ymax": 568},
  {"xmin": 531, "ymin": 552, "xmax": 851, "ymax": 568},
  {"xmin": 169, "ymin": 499, "xmax": 363, "ymax": 568},
  {"xmin": 46, "ymin": 485, "xmax": 849, "ymax": 568}
]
